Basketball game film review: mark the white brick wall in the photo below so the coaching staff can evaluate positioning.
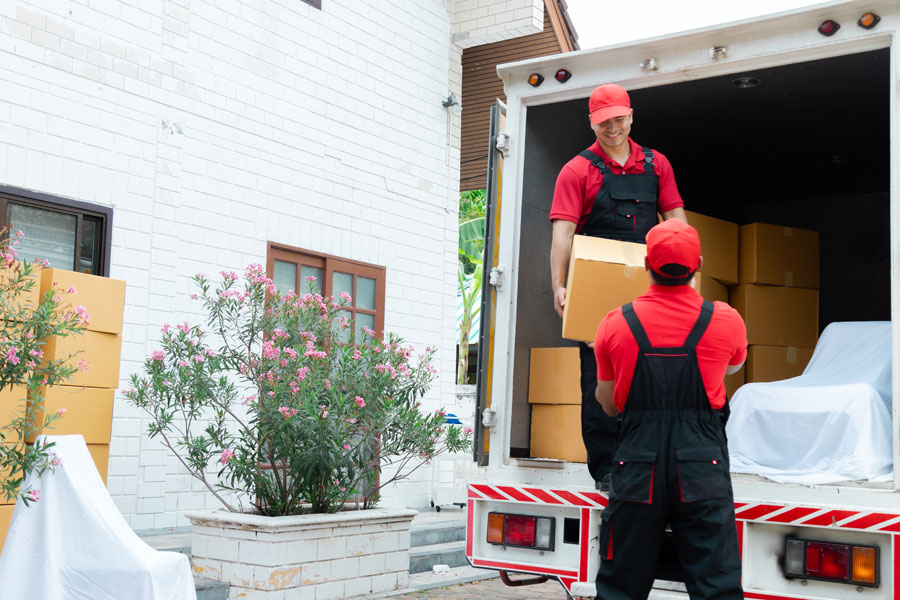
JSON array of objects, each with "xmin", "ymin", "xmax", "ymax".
[{"xmin": 0, "ymin": 0, "xmax": 533, "ymax": 529}]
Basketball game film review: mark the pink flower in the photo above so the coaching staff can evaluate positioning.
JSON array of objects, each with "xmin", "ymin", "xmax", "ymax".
[
  {"xmin": 161, "ymin": 324, "xmax": 171, "ymax": 333},
  {"xmin": 177, "ymin": 322, "xmax": 190, "ymax": 334},
  {"xmin": 343, "ymin": 444, "xmax": 351, "ymax": 450},
  {"xmin": 56, "ymin": 408, "xmax": 67, "ymax": 416},
  {"xmin": 5, "ymin": 346, "xmax": 19, "ymax": 365},
  {"xmin": 51, "ymin": 454, "xmax": 62, "ymax": 467},
  {"xmin": 192, "ymin": 354, "xmax": 204, "ymax": 363},
  {"xmin": 78, "ymin": 358, "xmax": 89, "ymax": 372},
  {"xmin": 220, "ymin": 449, "xmax": 234, "ymax": 465},
  {"xmin": 205, "ymin": 348, "xmax": 216, "ymax": 357},
  {"xmin": 28, "ymin": 489, "xmax": 40, "ymax": 502},
  {"xmin": 151, "ymin": 351, "xmax": 165, "ymax": 362},
  {"xmin": 463, "ymin": 426, "xmax": 473, "ymax": 434},
  {"xmin": 354, "ymin": 396, "xmax": 366, "ymax": 409},
  {"xmin": 67, "ymin": 286, "xmax": 77, "ymax": 294},
  {"xmin": 190, "ymin": 294, "xmax": 198, "ymax": 300},
  {"xmin": 278, "ymin": 406, "xmax": 297, "ymax": 419},
  {"xmin": 177, "ymin": 360, "xmax": 189, "ymax": 368}
]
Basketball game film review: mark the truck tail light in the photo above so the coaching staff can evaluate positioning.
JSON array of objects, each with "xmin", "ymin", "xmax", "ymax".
[
  {"xmin": 784, "ymin": 536, "xmax": 879, "ymax": 586},
  {"xmin": 486, "ymin": 512, "xmax": 555, "ymax": 550}
]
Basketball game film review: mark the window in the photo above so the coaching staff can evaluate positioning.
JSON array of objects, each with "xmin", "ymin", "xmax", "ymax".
[
  {"xmin": 267, "ymin": 243, "xmax": 385, "ymax": 341},
  {"xmin": 0, "ymin": 185, "xmax": 111, "ymax": 276}
]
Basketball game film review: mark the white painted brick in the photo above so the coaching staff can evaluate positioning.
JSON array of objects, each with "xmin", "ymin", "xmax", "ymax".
[
  {"xmin": 358, "ymin": 553, "xmax": 386, "ymax": 577},
  {"xmin": 239, "ymin": 539, "xmax": 287, "ymax": 566},
  {"xmin": 371, "ymin": 572, "xmax": 400, "ymax": 594},
  {"xmin": 301, "ymin": 560, "xmax": 331, "ymax": 585}
]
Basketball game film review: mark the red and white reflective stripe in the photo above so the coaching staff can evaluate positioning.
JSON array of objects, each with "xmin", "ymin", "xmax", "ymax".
[
  {"xmin": 734, "ymin": 502, "xmax": 900, "ymax": 532},
  {"xmin": 468, "ymin": 483, "xmax": 608, "ymax": 508}
]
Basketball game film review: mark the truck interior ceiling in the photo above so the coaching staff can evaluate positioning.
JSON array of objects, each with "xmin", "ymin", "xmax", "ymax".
[{"xmin": 512, "ymin": 48, "xmax": 890, "ymax": 456}]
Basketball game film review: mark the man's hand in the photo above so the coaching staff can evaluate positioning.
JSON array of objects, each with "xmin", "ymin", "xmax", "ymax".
[{"xmin": 550, "ymin": 220, "xmax": 577, "ymax": 319}]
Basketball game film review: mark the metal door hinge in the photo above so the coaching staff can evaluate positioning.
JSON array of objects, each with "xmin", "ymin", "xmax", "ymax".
[
  {"xmin": 481, "ymin": 408, "xmax": 496, "ymax": 428},
  {"xmin": 489, "ymin": 265, "xmax": 504, "ymax": 290},
  {"xmin": 495, "ymin": 132, "xmax": 510, "ymax": 157}
]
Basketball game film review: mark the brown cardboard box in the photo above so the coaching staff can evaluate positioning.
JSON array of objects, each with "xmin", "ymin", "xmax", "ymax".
[
  {"xmin": 746, "ymin": 345, "xmax": 814, "ymax": 383},
  {"xmin": 739, "ymin": 223, "xmax": 819, "ymax": 289},
  {"xmin": 729, "ymin": 284, "xmax": 819, "ymax": 347},
  {"xmin": 724, "ymin": 369, "xmax": 745, "ymax": 399},
  {"xmin": 43, "ymin": 330, "xmax": 123, "ymax": 388},
  {"xmin": 0, "ymin": 504, "xmax": 12, "ymax": 550},
  {"xmin": 528, "ymin": 347, "xmax": 581, "ymax": 405},
  {"xmin": 530, "ymin": 404, "xmax": 586, "ymax": 462},
  {"xmin": 562, "ymin": 236, "xmax": 648, "ymax": 342},
  {"xmin": 685, "ymin": 211, "xmax": 738, "ymax": 284},
  {"xmin": 40, "ymin": 268, "xmax": 126, "ymax": 334},
  {"xmin": 693, "ymin": 273, "xmax": 729, "ymax": 304},
  {"xmin": 89, "ymin": 444, "xmax": 110, "ymax": 484},
  {"xmin": 29, "ymin": 386, "xmax": 115, "ymax": 444}
]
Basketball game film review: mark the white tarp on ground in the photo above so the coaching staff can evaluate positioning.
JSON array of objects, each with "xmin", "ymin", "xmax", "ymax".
[
  {"xmin": 0, "ymin": 435, "xmax": 196, "ymax": 600},
  {"xmin": 727, "ymin": 321, "xmax": 893, "ymax": 484}
]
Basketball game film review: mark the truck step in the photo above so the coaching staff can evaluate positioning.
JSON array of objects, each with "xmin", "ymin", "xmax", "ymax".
[{"xmin": 409, "ymin": 541, "xmax": 468, "ymax": 574}]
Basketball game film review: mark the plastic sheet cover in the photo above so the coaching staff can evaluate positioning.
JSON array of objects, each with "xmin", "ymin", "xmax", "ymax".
[
  {"xmin": 0, "ymin": 435, "xmax": 196, "ymax": 600},
  {"xmin": 727, "ymin": 321, "xmax": 893, "ymax": 484}
]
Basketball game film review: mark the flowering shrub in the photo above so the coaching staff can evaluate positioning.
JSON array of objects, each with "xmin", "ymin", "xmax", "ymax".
[
  {"xmin": 0, "ymin": 229, "xmax": 89, "ymax": 504},
  {"xmin": 125, "ymin": 265, "xmax": 471, "ymax": 515}
]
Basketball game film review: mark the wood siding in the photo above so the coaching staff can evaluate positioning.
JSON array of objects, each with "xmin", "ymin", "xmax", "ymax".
[{"xmin": 460, "ymin": 5, "xmax": 574, "ymax": 191}]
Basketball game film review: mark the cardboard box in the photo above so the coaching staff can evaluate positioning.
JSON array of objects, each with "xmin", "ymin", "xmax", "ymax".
[
  {"xmin": 724, "ymin": 369, "xmax": 745, "ymax": 399},
  {"xmin": 685, "ymin": 211, "xmax": 738, "ymax": 284},
  {"xmin": 29, "ymin": 386, "xmax": 115, "ymax": 444},
  {"xmin": 562, "ymin": 236, "xmax": 648, "ymax": 342},
  {"xmin": 530, "ymin": 404, "xmax": 586, "ymax": 462},
  {"xmin": 0, "ymin": 263, "xmax": 41, "ymax": 316},
  {"xmin": 40, "ymin": 268, "xmax": 126, "ymax": 334},
  {"xmin": 528, "ymin": 347, "xmax": 581, "ymax": 405},
  {"xmin": 0, "ymin": 504, "xmax": 12, "ymax": 551},
  {"xmin": 89, "ymin": 444, "xmax": 110, "ymax": 484},
  {"xmin": 729, "ymin": 284, "xmax": 819, "ymax": 348},
  {"xmin": 693, "ymin": 273, "xmax": 729, "ymax": 304},
  {"xmin": 739, "ymin": 223, "xmax": 819, "ymax": 289},
  {"xmin": 0, "ymin": 386, "xmax": 27, "ymax": 424},
  {"xmin": 43, "ymin": 330, "xmax": 123, "ymax": 388},
  {"xmin": 746, "ymin": 345, "xmax": 814, "ymax": 383}
]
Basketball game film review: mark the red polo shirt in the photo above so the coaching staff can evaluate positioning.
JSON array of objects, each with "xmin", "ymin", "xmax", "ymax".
[
  {"xmin": 593, "ymin": 284, "xmax": 747, "ymax": 413},
  {"xmin": 550, "ymin": 138, "xmax": 684, "ymax": 230}
]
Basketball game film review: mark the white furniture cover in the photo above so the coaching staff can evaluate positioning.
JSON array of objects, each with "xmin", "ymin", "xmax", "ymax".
[
  {"xmin": 0, "ymin": 435, "xmax": 196, "ymax": 600},
  {"xmin": 727, "ymin": 321, "xmax": 893, "ymax": 484}
]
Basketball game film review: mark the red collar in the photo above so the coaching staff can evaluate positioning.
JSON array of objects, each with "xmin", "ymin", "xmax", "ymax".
[
  {"xmin": 589, "ymin": 138, "xmax": 644, "ymax": 169},
  {"xmin": 647, "ymin": 283, "xmax": 701, "ymax": 297}
]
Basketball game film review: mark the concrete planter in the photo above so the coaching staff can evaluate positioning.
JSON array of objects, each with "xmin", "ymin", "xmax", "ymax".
[{"xmin": 185, "ymin": 507, "xmax": 417, "ymax": 599}]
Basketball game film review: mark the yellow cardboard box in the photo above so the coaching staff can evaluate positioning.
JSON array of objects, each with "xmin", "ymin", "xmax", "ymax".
[
  {"xmin": 40, "ymin": 268, "xmax": 126, "ymax": 334},
  {"xmin": 89, "ymin": 444, "xmax": 110, "ymax": 484},
  {"xmin": 528, "ymin": 347, "xmax": 581, "ymax": 405},
  {"xmin": 29, "ymin": 386, "xmax": 115, "ymax": 445},
  {"xmin": 530, "ymin": 404, "xmax": 586, "ymax": 463},
  {"xmin": 693, "ymin": 273, "xmax": 729, "ymax": 305},
  {"xmin": 0, "ymin": 386, "xmax": 27, "ymax": 423},
  {"xmin": 746, "ymin": 345, "xmax": 814, "ymax": 383},
  {"xmin": 724, "ymin": 369, "xmax": 745, "ymax": 399},
  {"xmin": 562, "ymin": 236, "xmax": 648, "ymax": 342},
  {"xmin": 685, "ymin": 211, "xmax": 738, "ymax": 285},
  {"xmin": 739, "ymin": 223, "xmax": 819, "ymax": 289},
  {"xmin": 0, "ymin": 504, "xmax": 12, "ymax": 550},
  {"xmin": 729, "ymin": 284, "xmax": 819, "ymax": 348},
  {"xmin": 43, "ymin": 330, "xmax": 123, "ymax": 388},
  {"xmin": 0, "ymin": 263, "xmax": 41, "ymax": 315}
]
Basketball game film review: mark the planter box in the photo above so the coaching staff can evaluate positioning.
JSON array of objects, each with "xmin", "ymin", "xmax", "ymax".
[{"xmin": 186, "ymin": 507, "xmax": 416, "ymax": 599}]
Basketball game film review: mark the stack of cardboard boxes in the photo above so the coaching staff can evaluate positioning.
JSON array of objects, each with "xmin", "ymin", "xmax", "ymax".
[
  {"xmin": 528, "ymin": 213, "xmax": 819, "ymax": 462},
  {"xmin": 1, "ymin": 268, "xmax": 125, "ymax": 550}
]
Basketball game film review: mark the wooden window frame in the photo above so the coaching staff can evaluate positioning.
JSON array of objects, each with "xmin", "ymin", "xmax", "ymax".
[
  {"xmin": 0, "ymin": 184, "xmax": 112, "ymax": 277},
  {"xmin": 266, "ymin": 242, "xmax": 386, "ymax": 338}
]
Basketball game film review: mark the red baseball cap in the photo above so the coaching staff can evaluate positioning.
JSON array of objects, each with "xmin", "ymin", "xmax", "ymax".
[
  {"xmin": 646, "ymin": 220, "xmax": 701, "ymax": 278},
  {"xmin": 589, "ymin": 84, "xmax": 633, "ymax": 125}
]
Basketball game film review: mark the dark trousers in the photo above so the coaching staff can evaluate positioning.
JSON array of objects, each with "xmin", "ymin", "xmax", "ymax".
[{"xmin": 579, "ymin": 343, "xmax": 619, "ymax": 482}]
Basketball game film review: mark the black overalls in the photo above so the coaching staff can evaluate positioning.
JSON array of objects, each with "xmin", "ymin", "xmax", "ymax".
[
  {"xmin": 595, "ymin": 301, "xmax": 743, "ymax": 600},
  {"xmin": 578, "ymin": 148, "xmax": 660, "ymax": 483}
]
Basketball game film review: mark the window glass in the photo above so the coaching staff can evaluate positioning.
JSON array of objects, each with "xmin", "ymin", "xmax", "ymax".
[
  {"xmin": 334, "ymin": 310, "xmax": 352, "ymax": 344},
  {"xmin": 273, "ymin": 260, "xmax": 296, "ymax": 295},
  {"xmin": 300, "ymin": 265, "xmax": 322, "ymax": 294},
  {"xmin": 8, "ymin": 203, "xmax": 77, "ymax": 270},
  {"xmin": 355, "ymin": 312, "xmax": 375, "ymax": 341},
  {"xmin": 80, "ymin": 218, "xmax": 98, "ymax": 274},
  {"xmin": 357, "ymin": 276, "xmax": 376, "ymax": 310},
  {"xmin": 333, "ymin": 271, "xmax": 353, "ymax": 303}
]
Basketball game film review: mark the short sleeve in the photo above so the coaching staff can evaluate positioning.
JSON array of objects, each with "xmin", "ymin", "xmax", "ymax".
[
  {"xmin": 723, "ymin": 304, "xmax": 748, "ymax": 366},
  {"xmin": 549, "ymin": 163, "xmax": 587, "ymax": 223},
  {"xmin": 652, "ymin": 151, "xmax": 684, "ymax": 214},
  {"xmin": 594, "ymin": 315, "xmax": 615, "ymax": 381}
]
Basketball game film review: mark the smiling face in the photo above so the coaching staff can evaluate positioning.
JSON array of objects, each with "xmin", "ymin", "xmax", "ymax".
[{"xmin": 591, "ymin": 114, "xmax": 633, "ymax": 154}]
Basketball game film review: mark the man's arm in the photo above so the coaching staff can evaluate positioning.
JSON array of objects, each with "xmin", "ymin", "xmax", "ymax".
[
  {"xmin": 595, "ymin": 380, "xmax": 618, "ymax": 416},
  {"xmin": 661, "ymin": 207, "xmax": 687, "ymax": 223},
  {"xmin": 550, "ymin": 219, "xmax": 577, "ymax": 318},
  {"xmin": 726, "ymin": 361, "xmax": 746, "ymax": 376}
]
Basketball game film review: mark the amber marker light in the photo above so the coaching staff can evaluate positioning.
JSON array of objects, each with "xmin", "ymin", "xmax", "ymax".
[
  {"xmin": 818, "ymin": 19, "xmax": 840, "ymax": 36},
  {"xmin": 487, "ymin": 512, "xmax": 504, "ymax": 543},
  {"xmin": 858, "ymin": 12, "xmax": 880, "ymax": 29},
  {"xmin": 528, "ymin": 73, "xmax": 544, "ymax": 87},
  {"xmin": 852, "ymin": 546, "xmax": 877, "ymax": 585}
]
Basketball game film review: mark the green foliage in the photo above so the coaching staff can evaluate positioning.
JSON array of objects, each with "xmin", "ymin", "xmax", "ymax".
[
  {"xmin": 125, "ymin": 265, "xmax": 472, "ymax": 515},
  {"xmin": 458, "ymin": 189, "xmax": 486, "ymax": 223},
  {"xmin": 457, "ymin": 191, "xmax": 488, "ymax": 385},
  {"xmin": 0, "ymin": 229, "xmax": 88, "ymax": 504}
]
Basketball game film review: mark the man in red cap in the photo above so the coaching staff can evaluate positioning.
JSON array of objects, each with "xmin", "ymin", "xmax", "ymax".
[
  {"xmin": 549, "ymin": 83, "xmax": 688, "ymax": 485},
  {"xmin": 592, "ymin": 219, "xmax": 746, "ymax": 600}
]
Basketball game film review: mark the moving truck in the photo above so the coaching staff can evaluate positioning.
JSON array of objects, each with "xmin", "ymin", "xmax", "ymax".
[{"xmin": 465, "ymin": 1, "xmax": 900, "ymax": 598}]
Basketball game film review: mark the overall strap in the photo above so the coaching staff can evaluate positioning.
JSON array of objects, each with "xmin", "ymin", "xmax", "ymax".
[
  {"xmin": 579, "ymin": 149, "xmax": 611, "ymax": 174},
  {"xmin": 683, "ymin": 301, "xmax": 715, "ymax": 349},
  {"xmin": 621, "ymin": 303, "xmax": 653, "ymax": 350},
  {"xmin": 641, "ymin": 146, "xmax": 655, "ymax": 168}
]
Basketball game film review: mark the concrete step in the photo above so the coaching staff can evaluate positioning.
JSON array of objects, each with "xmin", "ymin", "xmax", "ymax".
[
  {"xmin": 410, "ymin": 518, "xmax": 466, "ymax": 547},
  {"xmin": 409, "ymin": 540, "xmax": 468, "ymax": 574},
  {"xmin": 195, "ymin": 577, "xmax": 230, "ymax": 600}
]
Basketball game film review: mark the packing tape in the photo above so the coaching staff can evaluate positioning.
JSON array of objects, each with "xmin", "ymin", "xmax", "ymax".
[{"xmin": 786, "ymin": 347, "xmax": 798, "ymax": 364}]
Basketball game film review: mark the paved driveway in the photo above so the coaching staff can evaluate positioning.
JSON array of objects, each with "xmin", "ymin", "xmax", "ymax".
[{"xmin": 394, "ymin": 577, "xmax": 569, "ymax": 599}]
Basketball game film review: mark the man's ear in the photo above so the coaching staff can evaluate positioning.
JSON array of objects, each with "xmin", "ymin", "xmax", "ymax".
[
  {"xmin": 644, "ymin": 256, "xmax": 650, "ymax": 272},
  {"xmin": 697, "ymin": 256, "xmax": 704, "ymax": 272}
]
